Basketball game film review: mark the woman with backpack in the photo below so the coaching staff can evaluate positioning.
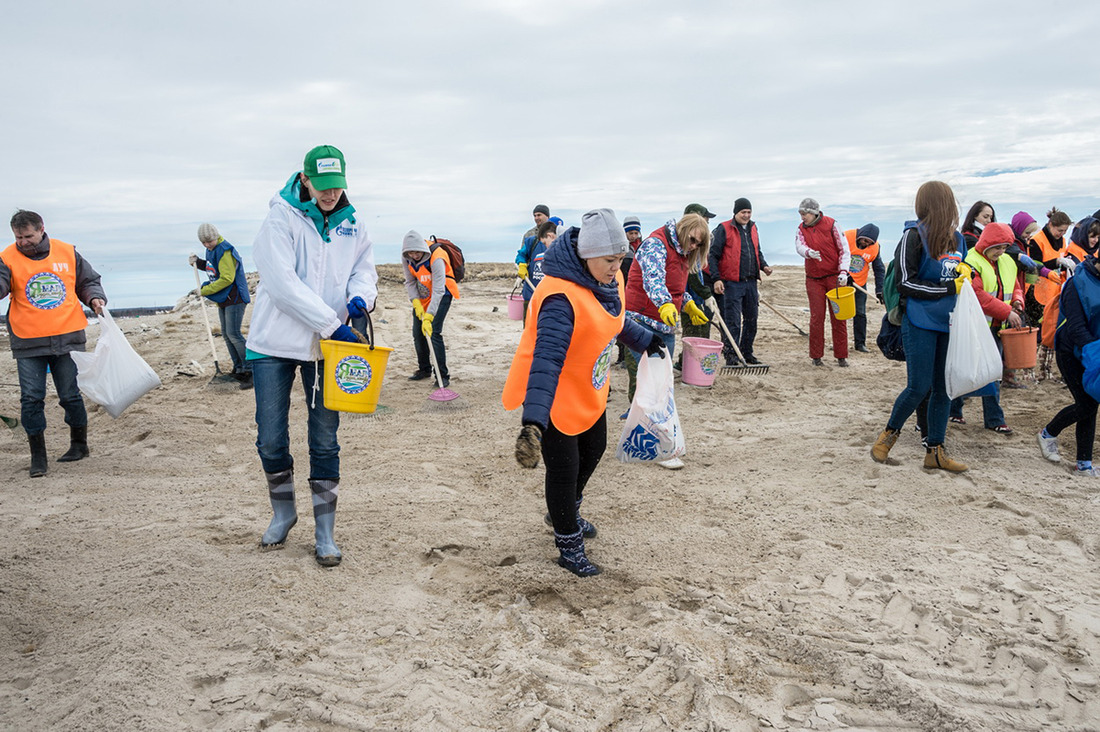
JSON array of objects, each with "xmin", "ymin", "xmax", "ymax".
[{"xmin": 871, "ymin": 181, "xmax": 971, "ymax": 473}]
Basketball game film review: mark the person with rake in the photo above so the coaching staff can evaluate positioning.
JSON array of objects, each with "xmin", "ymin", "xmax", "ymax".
[
  {"xmin": 246, "ymin": 145, "xmax": 377, "ymax": 567},
  {"xmin": 402, "ymin": 230, "xmax": 460, "ymax": 388},
  {"xmin": 504, "ymin": 209, "xmax": 665, "ymax": 577}
]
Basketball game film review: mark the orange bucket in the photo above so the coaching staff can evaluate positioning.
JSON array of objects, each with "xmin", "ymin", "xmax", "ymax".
[{"xmin": 1000, "ymin": 327, "xmax": 1037, "ymax": 369}]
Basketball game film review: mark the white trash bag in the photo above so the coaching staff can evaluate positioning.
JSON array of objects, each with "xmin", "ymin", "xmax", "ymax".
[
  {"xmin": 71, "ymin": 308, "xmax": 162, "ymax": 418},
  {"xmin": 616, "ymin": 351, "xmax": 686, "ymax": 462},
  {"xmin": 945, "ymin": 282, "xmax": 1002, "ymax": 400}
]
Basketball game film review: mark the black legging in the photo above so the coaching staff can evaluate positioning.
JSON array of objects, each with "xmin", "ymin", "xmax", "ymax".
[
  {"xmin": 1045, "ymin": 350, "xmax": 1098, "ymax": 463},
  {"xmin": 542, "ymin": 413, "xmax": 607, "ymax": 535}
]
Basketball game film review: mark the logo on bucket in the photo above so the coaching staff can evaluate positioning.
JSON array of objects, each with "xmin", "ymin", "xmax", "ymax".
[
  {"xmin": 591, "ymin": 340, "xmax": 614, "ymax": 390},
  {"xmin": 25, "ymin": 272, "xmax": 66, "ymax": 310},
  {"xmin": 700, "ymin": 352, "xmax": 719, "ymax": 375},
  {"xmin": 334, "ymin": 355, "xmax": 372, "ymax": 395}
]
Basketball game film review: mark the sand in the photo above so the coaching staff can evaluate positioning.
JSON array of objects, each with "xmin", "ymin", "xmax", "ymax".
[{"xmin": 2, "ymin": 264, "xmax": 1099, "ymax": 731}]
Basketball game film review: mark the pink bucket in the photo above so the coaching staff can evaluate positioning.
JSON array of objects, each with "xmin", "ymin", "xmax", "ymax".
[
  {"xmin": 506, "ymin": 293, "xmax": 525, "ymax": 321},
  {"xmin": 681, "ymin": 337, "xmax": 724, "ymax": 387}
]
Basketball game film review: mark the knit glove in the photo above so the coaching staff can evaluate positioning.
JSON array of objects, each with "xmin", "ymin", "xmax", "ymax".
[
  {"xmin": 515, "ymin": 424, "xmax": 542, "ymax": 468},
  {"xmin": 837, "ymin": 272, "xmax": 849, "ymax": 286},
  {"xmin": 806, "ymin": 249, "xmax": 822, "ymax": 261},
  {"xmin": 682, "ymin": 300, "xmax": 709, "ymax": 326},
  {"xmin": 412, "ymin": 300, "xmax": 425, "ymax": 320},
  {"xmin": 517, "ymin": 263, "xmax": 529, "ymax": 280},
  {"xmin": 657, "ymin": 302, "xmax": 679, "ymax": 327},
  {"xmin": 330, "ymin": 325, "xmax": 361, "ymax": 343},
  {"xmin": 347, "ymin": 296, "xmax": 368, "ymax": 318},
  {"xmin": 1017, "ymin": 253, "xmax": 1039, "ymax": 271},
  {"xmin": 1046, "ymin": 270, "xmax": 1064, "ymax": 284},
  {"xmin": 421, "ymin": 313, "xmax": 434, "ymax": 338}
]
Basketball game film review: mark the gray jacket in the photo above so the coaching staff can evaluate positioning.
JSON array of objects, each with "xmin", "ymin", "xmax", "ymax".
[{"xmin": 0, "ymin": 234, "xmax": 107, "ymax": 358}]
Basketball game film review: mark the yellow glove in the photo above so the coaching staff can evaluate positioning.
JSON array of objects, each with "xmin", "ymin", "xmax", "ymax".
[
  {"xmin": 517, "ymin": 263, "xmax": 529, "ymax": 280},
  {"xmin": 682, "ymin": 300, "xmax": 709, "ymax": 326},
  {"xmin": 412, "ymin": 300, "xmax": 425, "ymax": 320},
  {"xmin": 956, "ymin": 262, "xmax": 972, "ymax": 279},
  {"xmin": 421, "ymin": 313, "xmax": 434, "ymax": 338},
  {"xmin": 658, "ymin": 302, "xmax": 679, "ymax": 328}
]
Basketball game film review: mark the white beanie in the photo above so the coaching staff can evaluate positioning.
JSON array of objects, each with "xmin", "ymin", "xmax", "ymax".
[
  {"xmin": 197, "ymin": 222, "xmax": 220, "ymax": 243},
  {"xmin": 577, "ymin": 209, "xmax": 629, "ymax": 259}
]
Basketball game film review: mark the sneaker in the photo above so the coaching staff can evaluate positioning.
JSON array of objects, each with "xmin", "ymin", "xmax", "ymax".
[
  {"xmin": 744, "ymin": 355, "xmax": 762, "ymax": 365},
  {"xmin": 924, "ymin": 445, "xmax": 968, "ymax": 473},
  {"xmin": 949, "ymin": 416, "xmax": 966, "ymax": 425},
  {"xmin": 1037, "ymin": 431, "xmax": 1061, "ymax": 463},
  {"xmin": 871, "ymin": 428, "xmax": 898, "ymax": 463},
  {"xmin": 657, "ymin": 457, "xmax": 685, "ymax": 470},
  {"xmin": 988, "ymin": 424, "xmax": 1013, "ymax": 435},
  {"xmin": 837, "ymin": 358, "xmax": 849, "ymax": 367},
  {"xmin": 1074, "ymin": 466, "xmax": 1100, "ymax": 477},
  {"xmin": 811, "ymin": 358, "xmax": 824, "ymax": 366}
]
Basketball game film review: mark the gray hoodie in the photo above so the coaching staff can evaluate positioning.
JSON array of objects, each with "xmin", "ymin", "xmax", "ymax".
[{"xmin": 401, "ymin": 231, "xmax": 450, "ymax": 316}]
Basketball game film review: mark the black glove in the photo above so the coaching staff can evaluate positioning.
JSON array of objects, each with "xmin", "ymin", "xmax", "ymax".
[
  {"xmin": 876, "ymin": 293, "xmax": 885, "ymax": 306},
  {"xmin": 515, "ymin": 424, "xmax": 543, "ymax": 468},
  {"xmin": 645, "ymin": 333, "xmax": 666, "ymax": 358}
]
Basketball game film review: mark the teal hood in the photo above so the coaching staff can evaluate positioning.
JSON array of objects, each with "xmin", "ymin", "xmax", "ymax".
[{"xmin": 277, "ymin": 173, "xmax": 357, "ymax": 242}]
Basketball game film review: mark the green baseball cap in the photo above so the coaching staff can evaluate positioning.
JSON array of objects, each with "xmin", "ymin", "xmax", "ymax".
[{"xmin": 303, "ymin": 145, "xmax": 347, "ymax": 190}]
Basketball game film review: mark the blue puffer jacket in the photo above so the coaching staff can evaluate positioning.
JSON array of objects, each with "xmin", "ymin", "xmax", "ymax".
[{"xmin": 522, "ymin": 227, "xmax": 654, "ymax": 429}]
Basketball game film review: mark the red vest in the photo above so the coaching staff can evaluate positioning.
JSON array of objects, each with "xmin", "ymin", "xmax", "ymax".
[
  {"xmin": 624, "ymin": 226, "xmax": 689, "ymax": 321},
  {"xmin": 801, "ymin": 214, "xmax": 841, "ymax": 278},
  {"xmin": 717, "ymin": 220, "xmax": 761, "ymax": 282},
  {"xmin": 2, "ymin": 239, "xmax": 88, "ymax": 339}
]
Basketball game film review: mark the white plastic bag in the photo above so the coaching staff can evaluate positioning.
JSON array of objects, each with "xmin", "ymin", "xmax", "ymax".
[
  {"xmin": 71, "ymin": 309, "xmax": 161, "ymax": 418},
  {"xmin": 616, "ymin": 352, "xmax": 686, "ymax": 462},
  {"xmin": 945, "ymin": 283, "xmax": 1002, "ymax": 399}
]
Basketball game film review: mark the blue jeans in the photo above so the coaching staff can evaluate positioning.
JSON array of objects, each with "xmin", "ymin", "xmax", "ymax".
[
  {"xmin": 717, "ymin": 280, "xmax": 759, "ymax": 361},
  {"xmin": 413, "ymin": 292, "xmax": 452, "ymax": 379},
  {"xmin": 217, "ymin": 303, "xmax": 249, "ymax": 374},
  {"xmin": 887, "ymin": 318, "xmax": 951, "ymax": 446},
  {"xmin": 17, "ymin": 353, "xmax": 87, "ymax": 436},
  {"xmin": 252, "ymin": 357, "xmax": 340, "ymax": 480}
]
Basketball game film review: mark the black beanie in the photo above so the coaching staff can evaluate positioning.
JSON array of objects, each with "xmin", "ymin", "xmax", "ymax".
[
  {"xmin": 533, "ymin": 204, "xmax": 550, "ymax": 217},
  {"xmin": 733, "ymin": 198, "xmax": 752, "ymax": 215}
]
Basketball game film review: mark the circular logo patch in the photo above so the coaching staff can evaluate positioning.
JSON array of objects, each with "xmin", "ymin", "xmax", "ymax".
[
  {"xmin": 25, "ymin": 272, "xmax": 66, "ymax": 310},
  {"xmin": 591, "ymin": 340, "xmax": 615, "ymax": 390},
  {"xmin": 334, "ymin": 355, "xmax": 373, "ymax": 395},
  {"xmin": 700, "ymin": 352, "xmax": 719, "ymax": 376}
]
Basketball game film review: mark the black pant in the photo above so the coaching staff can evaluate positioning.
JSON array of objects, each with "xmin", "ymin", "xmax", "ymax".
[
  {"xmin": 1046, "ymin": 350, "xmax": 1098, "ymax": 462},
  {"xmin": 542, "ymin": 413, "xmax": 607, "ymax": 535},
  {"xmin": 852, "ymin": 287, "xmax": 868, "ymax": 349},
  {"xmin": 413, "ymin": 292, "xmax": 453, "ymax": 379}
]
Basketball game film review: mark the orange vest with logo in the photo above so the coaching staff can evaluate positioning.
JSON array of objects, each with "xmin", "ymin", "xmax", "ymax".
[
  {"xmin": 502, "ymin": 274, "xmax": 625, "ymax": 435},
  {"xmin": 1032, "ymin": 229, "xmax": 1067, "ymax": 305},
  {"xmin": 844, "ymin": 229, "xmax": 880, "ymax": 288},
  {"xmin": 3, "ymin": 239, "xmax": 88, "ymax": 339},
  {"xmin": 406, "ymin": 246, "xmax": 460, "ymax": 307}
]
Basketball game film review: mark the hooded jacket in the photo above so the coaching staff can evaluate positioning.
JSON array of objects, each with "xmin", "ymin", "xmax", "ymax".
[
  {"xmin": 402, "ymin": 232, "xmax": 458, "ymax": 317},
  {"xmin": 1056, "ymin": 256, "xmax": 1100, "ymax": 357},
  {"xmin": 1067, "ymin": 217, "xmax": 1099, "ymax": 263},
  {"xmin": 245, "ymin": 173, "xmax": 377, "ymax": 361},
  {"xmin": 506, "ymin": 227, "xmax": 651, "ymax": 431}
]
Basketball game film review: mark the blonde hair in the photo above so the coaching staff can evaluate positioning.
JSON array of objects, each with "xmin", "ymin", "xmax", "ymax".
[
  {"xmin": 675, "ymin": 213, "xmax": 711, "ymax": 272},
  {"xmin": 914, "ymin": 181, "xmax": 959, "ymax": 258}
]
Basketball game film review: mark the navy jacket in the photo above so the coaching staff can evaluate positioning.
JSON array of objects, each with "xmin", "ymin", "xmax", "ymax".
[
  {"xmin": 522, "ymin": 227, "xmax": 653, "ymax": 429},
  {"xmin": 1057, "ymin": 256, "xmax": 1100, "ymax": 358}
]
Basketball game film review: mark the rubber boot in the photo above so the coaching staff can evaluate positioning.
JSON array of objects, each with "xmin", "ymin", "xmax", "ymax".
[
  {"xmin": 924, "ymin": 445, "xmax": 968, "ymax": 473},
  {"xmin": 57, "ymin": 425, "xmax": 90, "ymax": 462},
  {"xmin": 871, "ymin": 428, "xmax": 898, "ymax": 463},
  {"xmin": 28, "ymin": 433, "xmax": 47, "ymax": 478},
  {"xmin": 260, "ymin": 468, "xmax": 298, "ymax": 549},
  {"xmin": 310, "ymin": 478, "xmax": 341, "ymax": 567},
  {"xmin": 542, "ymin": 499, "xmax": 597, "ymax": 539},
  {"xmin": 554, "ymin": 530, "xmax": 601, "ymax": 577}
]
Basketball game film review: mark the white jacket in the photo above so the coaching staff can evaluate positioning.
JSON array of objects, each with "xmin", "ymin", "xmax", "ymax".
[{"xmin": 246, "ymin": 189, "xmax": 378, "ymax": 361}]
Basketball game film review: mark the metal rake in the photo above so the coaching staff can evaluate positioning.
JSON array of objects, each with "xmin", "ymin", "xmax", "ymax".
[{"xmin": 704, "ymin": 297, "xmax": 770, "ymax": 376}]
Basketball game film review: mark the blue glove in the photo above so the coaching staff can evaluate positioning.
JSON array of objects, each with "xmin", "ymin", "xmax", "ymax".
[
  {"xmin": 347, "ymin": 296, "xmax": 368, "ymax": 318},
  {"xmin": 1017, "ymin": 254, "xmax": 1038, "ymax": 271},
  {"xmin": 330, "ymin": 325, "xmax": 360, "ymax": 343},
  {"xmin": 645, "ymin": 333, "xmax": 667, "ymax": 358}
]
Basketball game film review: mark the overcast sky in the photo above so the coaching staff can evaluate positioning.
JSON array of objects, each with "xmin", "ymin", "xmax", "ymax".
[{"xmin": 2, "ymin": 0, "xmax": 1097, "ymax": 307}]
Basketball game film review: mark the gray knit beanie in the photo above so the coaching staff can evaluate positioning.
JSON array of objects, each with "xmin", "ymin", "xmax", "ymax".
[
  {"xmin": 401, "ymin": 230, "xmax": 429, "ymax": 255},
  {"xmin": 577, "ymin": 209, "xmax": 629, "ymax": 259},
  {"xmin": 798, "ymin": 198, "xmax": 821, "ymax": 215},
  {"xmin": 197, "ymin": 222, "xmax": 220, "ymax": 243}
]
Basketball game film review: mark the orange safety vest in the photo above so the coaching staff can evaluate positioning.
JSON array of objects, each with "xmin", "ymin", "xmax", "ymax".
[
  {"xmin": 844, "ymin": 229, "xmax": 880, "ymax": 288},
  {"xmin": 2, "ymin": 239, "xmax": 88, "ymax": 339},
  {"xmin": 501, "ymin": 274, "xmax": 625, "ymax": 435},
  {"xmin": 1032, "ymin": 229, "xmax": 1067, "ymax": 306},
  {"xmin": 406, "ymin": 246, "xmax": 460, "ymax": 308}
]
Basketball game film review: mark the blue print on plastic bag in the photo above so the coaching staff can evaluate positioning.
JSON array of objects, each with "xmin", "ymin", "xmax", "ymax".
[{"xmin": 621, "ymin": 424, "xmax": 660, "ymax": 460}]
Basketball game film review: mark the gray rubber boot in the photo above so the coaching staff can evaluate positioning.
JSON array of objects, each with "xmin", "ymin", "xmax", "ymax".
[
  {"xmin": 310, "ymin": 479, "xmax": 341, "ymax": 567},
  {"xmin": 28, "ymin": 433, "xmax": 47, "ymax": 478},
  {"xmin": 260, "ymin": 469, "xmax": 298, "ymax": 549},
  {"xmin": 57, "ymin": 425, "xmax": 90, "ymax": 462}
]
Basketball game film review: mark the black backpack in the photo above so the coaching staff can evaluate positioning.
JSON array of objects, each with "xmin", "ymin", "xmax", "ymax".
[{"xmin": 429, "ymin": 236, "xmax": 465, "ymax": 283}]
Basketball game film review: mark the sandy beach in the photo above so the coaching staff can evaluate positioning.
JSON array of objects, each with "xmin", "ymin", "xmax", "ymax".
[{"xmin": 2, "ymin": 264, "xmax": 1099, "ymax": 731}]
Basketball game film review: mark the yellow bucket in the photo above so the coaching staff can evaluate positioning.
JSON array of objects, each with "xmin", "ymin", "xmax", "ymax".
[
  {"xmin": 826, "ymin": 286, "xmax": 856, "ymax": 320},
  {"xmin": 318, "ymin": 339, "xmax": 393, "ymax": 414}
]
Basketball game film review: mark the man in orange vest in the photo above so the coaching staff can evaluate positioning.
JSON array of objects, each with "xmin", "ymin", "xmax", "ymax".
[
  {"xmin": 2, "ymin": 210, "xmax": 107, "ymax": 477},
  {"xmin": 843, "ymin": 224, "xmax": 885, "ymax": 352}
]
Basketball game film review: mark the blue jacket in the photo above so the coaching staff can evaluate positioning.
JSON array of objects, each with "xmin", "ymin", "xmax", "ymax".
[
  {"xmin": 1056, "ymin": 256, "xmax": 1100, "ymax": 358},
  {"xmin": 522, "ymin": 227, "xmax": 653, "ymax": 429}
]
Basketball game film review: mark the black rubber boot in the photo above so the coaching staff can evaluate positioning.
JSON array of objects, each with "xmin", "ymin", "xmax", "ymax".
[
  {"xmin": 57, "ymin": 425, "xmax": 90, "ymax": 462},
  {"xmin": 28, "ymin": 433, "xmax": 48, "ymax": 478}
]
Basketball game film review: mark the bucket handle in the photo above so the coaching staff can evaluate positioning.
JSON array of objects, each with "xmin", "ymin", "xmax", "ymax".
[
  {"xmin": 510, "ymin": 279, "xmax": 521, "ymax": 296},
  {"xmin": 347, "ymin": 312, "xmax": 375, "ymax": 348}
]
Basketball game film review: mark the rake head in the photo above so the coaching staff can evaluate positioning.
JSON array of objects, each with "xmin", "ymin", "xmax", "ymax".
[{"xmin": 720, "ymin": 362, "xmax": 770, "ymax": 376}]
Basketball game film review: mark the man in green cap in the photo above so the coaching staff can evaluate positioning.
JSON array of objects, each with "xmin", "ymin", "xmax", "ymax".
[{"xmin": 245, "ymin": 144, "xmax": 378, "ymax": 567}]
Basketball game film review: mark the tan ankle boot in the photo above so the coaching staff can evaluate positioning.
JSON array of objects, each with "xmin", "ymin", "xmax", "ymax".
[
  {"xmin": 924, "ymin": 445, "xmax": 968, "ymax": 472},
  {"xmin": 871, "ymin": 428, "xmax": 898, "ymax": 463}
]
